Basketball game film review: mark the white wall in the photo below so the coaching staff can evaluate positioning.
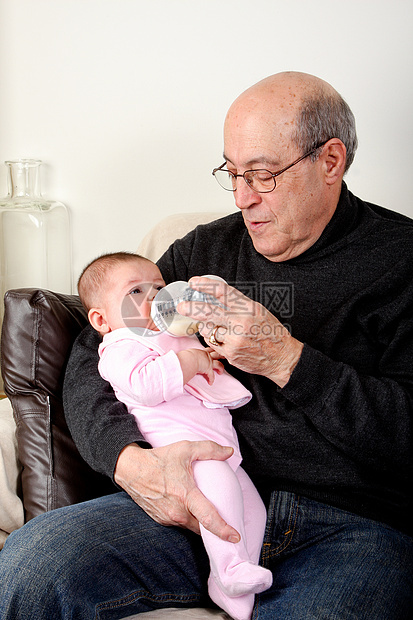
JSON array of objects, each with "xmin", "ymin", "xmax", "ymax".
[{"xmin": 1, "ymin": 0, "xmax": 412, "ymax": 289}]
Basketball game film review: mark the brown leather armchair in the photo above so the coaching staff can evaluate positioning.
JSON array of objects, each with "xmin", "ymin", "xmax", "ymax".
[{"xmin": 0, "ymin": 288, "xmax": 116, "ymax": 522}]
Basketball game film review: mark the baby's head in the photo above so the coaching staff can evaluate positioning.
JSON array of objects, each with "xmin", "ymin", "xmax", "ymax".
[{"xmin": 78, "ymin": 252, "xmax": 165, "ymax": 335}]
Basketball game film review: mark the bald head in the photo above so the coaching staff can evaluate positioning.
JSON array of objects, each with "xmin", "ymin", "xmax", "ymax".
[
  {"xmin": 225, "ymin": 71, "xmax": 357, "ymax": 173},
  {"xmin": 220, "ymin": 72, "xmax": 357, "ymax": 262},
  {"xmin": 234, "ymin": 72, "xmax": 338, "ymax": 104}
]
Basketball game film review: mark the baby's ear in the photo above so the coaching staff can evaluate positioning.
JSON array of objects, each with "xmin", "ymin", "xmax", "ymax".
[{"xmin": 88, "ymin": 308, "xmax": 110, "ymax": 335}]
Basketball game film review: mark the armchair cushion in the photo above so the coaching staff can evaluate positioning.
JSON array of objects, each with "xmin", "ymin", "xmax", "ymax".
[{"xmin": 0, "ymin": 288, "xmax": 116, "ymax": 522}]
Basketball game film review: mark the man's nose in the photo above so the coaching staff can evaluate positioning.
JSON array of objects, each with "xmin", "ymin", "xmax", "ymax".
[{"xmin": 234, "ymin": 179, "xmax": 261, "ymax": 210}]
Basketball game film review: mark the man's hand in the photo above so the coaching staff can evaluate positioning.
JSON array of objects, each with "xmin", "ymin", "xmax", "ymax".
[
  {"xmin": 178, "ymin": 277, "xmax": 304, "ymax": 388},
  {"xmin": 114, "ymin": 441, "xmax": 241, "ymax": 542}
]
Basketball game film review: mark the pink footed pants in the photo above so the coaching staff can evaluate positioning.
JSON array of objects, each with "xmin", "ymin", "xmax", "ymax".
[{"xmin": 192, "ymin": 460, "xmax": 273, "ymax": 620}]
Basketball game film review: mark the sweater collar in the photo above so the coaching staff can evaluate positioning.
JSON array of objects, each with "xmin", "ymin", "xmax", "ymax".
[{"xmin": 287, "ymin": 182, "xmax": 359, "ymax": 263}]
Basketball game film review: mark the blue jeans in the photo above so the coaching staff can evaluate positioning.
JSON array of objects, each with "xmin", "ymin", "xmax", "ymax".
[{"xmin": 0, "ymin": 491, "xmax": 412, "ymax": 619}]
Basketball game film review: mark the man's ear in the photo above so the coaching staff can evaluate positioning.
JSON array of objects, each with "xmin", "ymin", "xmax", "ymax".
[
  {"xmin": 322, "ymin": 139, "xmax": 347, "ymax": 185},
  {"xmin": 88, "ymin": 308, "xmax": 110, "ymax": 335}
]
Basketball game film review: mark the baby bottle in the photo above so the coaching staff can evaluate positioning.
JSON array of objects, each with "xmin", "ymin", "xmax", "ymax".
[{"xmin": 151, "ymin": 275, "xmax": 226, "ymax": 337}]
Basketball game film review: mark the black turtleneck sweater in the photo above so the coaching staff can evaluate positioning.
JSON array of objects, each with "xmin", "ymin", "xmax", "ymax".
[{"xmin": 64, "ymin": 184, "xmax": 413, "ymax": 536}]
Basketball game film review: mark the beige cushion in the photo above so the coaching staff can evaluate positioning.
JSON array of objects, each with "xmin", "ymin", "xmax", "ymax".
[
  {"xmin": 0, "ymin": 397, "xmax": 24, "ymax": 548},
  {"xmin": 137, "ymin": 212, "xmax": 229, "ymax": 262}
]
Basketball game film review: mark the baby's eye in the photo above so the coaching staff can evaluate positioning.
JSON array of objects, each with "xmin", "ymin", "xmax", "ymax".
[
  {"xmin": 156, "ymin": 285, "xmax": 164, "ymax": 291},
  {"xmin": 129, "ymin": 288, "xmax": 142, "ymax": 295}
]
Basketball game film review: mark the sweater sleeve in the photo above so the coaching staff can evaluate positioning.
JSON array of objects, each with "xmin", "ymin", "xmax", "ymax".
[
  {"xmin": 282, "ymin": 341, "xmax": 413, "ymax": 473},
  {"xmin": 63, "ymin": 325, "xmax": 150, "ymax": 479},
  {"xmin": 280, "ymin": 257, "xmax": 413, "ymax": 478}
]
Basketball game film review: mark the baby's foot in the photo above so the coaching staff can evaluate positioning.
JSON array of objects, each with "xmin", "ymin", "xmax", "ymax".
[
  {"xmin": 216, "ymin": 561, "xmax": 273, "ymax": 597},
  {"xmin": 208, "ymin": 574, "xmax": 255, "ymax": 620}
]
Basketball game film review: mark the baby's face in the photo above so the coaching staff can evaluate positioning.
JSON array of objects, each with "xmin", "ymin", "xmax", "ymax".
[{"xmin": 103, "ymin": 260, "xmax": 165, "ymax": 332}]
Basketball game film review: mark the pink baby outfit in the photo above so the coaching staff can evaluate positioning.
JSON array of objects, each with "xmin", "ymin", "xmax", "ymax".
[{"xmin": 98, "ymin": 328, "xmax": 273, "ymax": 620}]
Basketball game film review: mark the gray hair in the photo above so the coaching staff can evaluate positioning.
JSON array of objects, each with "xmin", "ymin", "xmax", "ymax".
[{"xmin": 292, "ymin": 91, "xmax": 358, "ymax": 174}]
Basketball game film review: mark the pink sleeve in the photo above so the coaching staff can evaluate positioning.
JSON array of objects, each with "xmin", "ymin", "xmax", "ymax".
[{"xmin": 98, "ymin": 339, "xmax": 185, "ymax": 406}]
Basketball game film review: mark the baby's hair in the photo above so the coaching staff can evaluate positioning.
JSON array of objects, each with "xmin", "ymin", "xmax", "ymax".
[{"xmin": 78, "ymin": 251, "xmax": 153, "ymax": 311}]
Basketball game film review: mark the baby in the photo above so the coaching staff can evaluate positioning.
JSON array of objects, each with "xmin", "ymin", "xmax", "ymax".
[{"xmin": 78, "ymin": 251, "xmax": 272, "ymax": 620}]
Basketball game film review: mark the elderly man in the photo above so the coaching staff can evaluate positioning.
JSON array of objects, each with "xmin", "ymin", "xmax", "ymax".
[{"xmin": 1, "ymin": 72, "xmax": 412, "ymax": 619}]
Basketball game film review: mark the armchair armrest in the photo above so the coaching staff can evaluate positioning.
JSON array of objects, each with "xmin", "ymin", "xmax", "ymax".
[{"xmin": 0, "ymin": 288, "xmax": 116, "ymax": 522}]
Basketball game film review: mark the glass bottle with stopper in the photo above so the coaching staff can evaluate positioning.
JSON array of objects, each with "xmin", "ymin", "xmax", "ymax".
[{"xmin": 0, "ymin": 159, "xmax": 72, "ymax": 322}]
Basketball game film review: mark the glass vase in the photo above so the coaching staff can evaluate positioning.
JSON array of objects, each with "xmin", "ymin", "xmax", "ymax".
[{"xmin": 0, "ymin": 159, "xmax": 72, "ymax": 320}]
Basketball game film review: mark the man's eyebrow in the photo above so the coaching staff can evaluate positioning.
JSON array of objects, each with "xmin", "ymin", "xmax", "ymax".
[{"xmin": 222, "ymin": 153, "xmax": 281, "ymax": 168}]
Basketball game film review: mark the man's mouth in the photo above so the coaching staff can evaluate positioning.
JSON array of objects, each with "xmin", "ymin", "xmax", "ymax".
[{"xmin": 247, "ymin": 220, "xmax": 269, "ymax": 232}]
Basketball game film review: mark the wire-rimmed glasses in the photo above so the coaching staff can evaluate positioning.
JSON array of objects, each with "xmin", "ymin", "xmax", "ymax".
[{"xmin": 212, "ymin": 141, "xmax": 329, "ymax": 193}]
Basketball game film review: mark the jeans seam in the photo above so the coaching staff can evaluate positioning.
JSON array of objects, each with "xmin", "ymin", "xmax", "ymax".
[
  {"xmin": 95, "ymin": 589, "xmax": 203, "ymax": 618},
  {"xmin": 262, "ymin": 494, "xmax": 300, "ymax": 564}
]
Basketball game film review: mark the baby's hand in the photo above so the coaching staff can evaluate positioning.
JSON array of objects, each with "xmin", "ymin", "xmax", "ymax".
[
  {"xmin": 204, "ymin": 356, "xmax": 225, "ymax": 385},
  {"xmin": 194, "ymin": 348, "xmax": 225, "ymax": 385},
  {"xmin": 205, "ymin": 347, "xmax": 225, "ymax": 361},
  {"xmin": 201, "ymin": 347, "xmax": 225, "ymax": 384},
  {"xmin": 177, "ymin": 348, "xmax": 224, "ymax": 385}
]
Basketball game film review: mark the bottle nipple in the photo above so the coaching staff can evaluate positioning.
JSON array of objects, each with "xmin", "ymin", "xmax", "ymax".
[{"xmin": 151, "ymin": 276, "xmax": 226, "ymax": 337}]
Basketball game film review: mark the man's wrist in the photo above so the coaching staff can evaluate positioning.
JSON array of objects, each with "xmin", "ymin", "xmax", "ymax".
[
  {"xmin": 114, "ymin": 443, "xmax": 145, "ymax": 486},
  {"xmin": 268, "ymin": 336, "xmax": 304, "ymax": 388}
]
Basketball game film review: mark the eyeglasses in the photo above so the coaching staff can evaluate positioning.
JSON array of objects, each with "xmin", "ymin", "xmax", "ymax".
[{"xmin": 212, "ymin": 141, "xmax": 329, "ymax": 193}]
